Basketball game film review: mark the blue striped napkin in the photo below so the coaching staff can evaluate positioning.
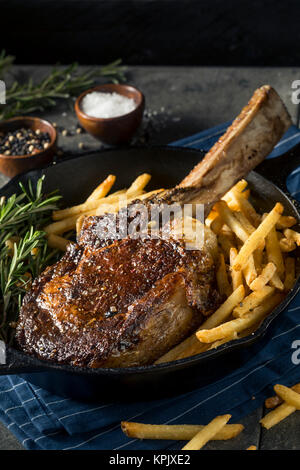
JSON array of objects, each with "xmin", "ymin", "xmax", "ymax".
[{"xmin": 1, "ymin": 123, "xmax": 300, "ymax": 450}]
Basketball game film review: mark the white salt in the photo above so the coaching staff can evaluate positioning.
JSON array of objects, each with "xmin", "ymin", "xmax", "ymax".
[{"xmin": 81, "ymin": 91, "xmax": 136, "ymax": 118}]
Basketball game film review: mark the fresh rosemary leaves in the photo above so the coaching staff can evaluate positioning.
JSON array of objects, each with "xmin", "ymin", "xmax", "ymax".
[
  {"xmin": 0, "ymin": 176, "xmax": 61, "ymax": 343},
  {"xmin": 0, "ymin": 51, "xmax": 127, "ymax": 120}
]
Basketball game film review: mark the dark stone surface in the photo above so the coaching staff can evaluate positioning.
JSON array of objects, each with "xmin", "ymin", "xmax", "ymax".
[
  {"xmin": 0, "ymin": 421, "xmax": 23, "ymax": 450},
  {"xmin": 261, "ymin": 406, "xmax": 300, "ymax": 450},
  {"xmin": 1, "ymin": 0, "xmax": 300, "ymax": 66},
  {"xmin": 205, "ymin": 408, "xmax": 263, "ymax": 451},
  {"xmin": 0, "ymin": 65, "xmax": 299, "ymax": 450}
]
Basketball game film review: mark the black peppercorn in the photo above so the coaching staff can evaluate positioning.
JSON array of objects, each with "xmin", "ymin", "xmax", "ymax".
[{"xmin": 0, "ymin": 128, "xmax": 51, "ymax": 156}]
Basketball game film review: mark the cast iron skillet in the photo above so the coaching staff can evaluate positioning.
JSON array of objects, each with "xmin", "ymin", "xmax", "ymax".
[{"xmin": 1, "ymin": 145, "xmax": 300, "ymax": 402}]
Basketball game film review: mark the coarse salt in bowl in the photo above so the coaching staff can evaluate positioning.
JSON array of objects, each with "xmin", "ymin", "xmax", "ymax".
[
  {"xmin": 75, "ymin": 84, "xmax": 145, "ymax": 145},
  {"xmin": 81, "ymin": 91, "xmax": 137, "ymax": 119}
]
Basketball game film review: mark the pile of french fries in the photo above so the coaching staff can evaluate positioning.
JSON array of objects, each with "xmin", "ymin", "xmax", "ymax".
[
  {"xmin": 44, "ymin": 173, "xmax": 164, "ymax": 250},
  {"xmin": 156, "ymin": 179, "xmax": 300, "ymax": 364}
]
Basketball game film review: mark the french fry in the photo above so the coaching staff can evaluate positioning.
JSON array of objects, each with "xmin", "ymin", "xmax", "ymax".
[
  {"xmin": 52, "ymin": 200, "xmax": 98, "ymax": 221},
  {"xmin": 217, "ymin": 205, "xmax": 261, "ymax": 279},
  {"xmin": 237, "ymin": 320, "xmax": 261, "ymax": 338},
  {"xmin": 230, "ymin": 191, "xmax": 261, "ymax": 227},
  {"xmin": 242, "ymin": 254, "xmax": 257, "ymax": 286},
  {"xmin": 276, "ymin": 216, "xmax": 297, "ymax": 230},
  {"xmin": 249, "ymin": 262, "xmax": 277, "ymax": 291},
  {"xmin": 284, "ymin": 257, "xmax": 295, "ymax": 291},
  {"xmin": 124, "ymin": 187, "xmax": 163, "ymax": 202},
  {"xmin": 265, "ymin": 383, "xmax": 300, "ymax": 409},
  {"xmin": 222, "ymin": 181, "xmax": 248, "ymax": 206},
  {"xmin": 232, "ymin": 203, "xmax": 284, "ymax": 271},
  {"xmin": 76, "ymin": 214, "xmax": 86, "ymax": 237},
  {"xmin": 126, "ymin": 173, "xmax": 151, "ymax": 195},
  {"xmin": 214, "ymin": 201, "xmax": 250, "ymax": 243},
  {"xmin": 155, "ymin": 334, "xmax": 208, "ymax": 364},
  {"xmin": 222, "ymin": 196, "xmax": 239, "ymax": 212},
  {"xmin": 232, "ymin": 286, "xmax": 274, "ymax": 318},
  {"xmin": 206, "ymin": 211, "xmax": 224, "ymax": 234},
  {"xmin": 234, "ymin": 211, "xmax": 256, "ymax": 235},
  {"xmin": 216, "ymin": 253, "xmax": 232, "ymax": 297},
  {"xmin": 253, "ymin": 247, "xmax": 264, "ymax": 274},
  {"xmin": 260, "ymin": 402, "xmax": 296, "ymax": 429},
  {"xmin": 155, "ymin": 335, "xmax": 198, "ymax": 364},
  {"xmin": 284, "ymin": 228, "xmax": 300, "ymax": 246},
  {"xmin": 279, "ymin": 237, "xmax": 297, "ymax": 252},
  {"xmin": 218, "ymin": 232, "xmax": 235, "ymax": 260},
  {"xmin": 47, "ymin": 233, "xmax": 70, "ymax": 251},
  {"xmin": 265, "ymin": 395, "xmax": 282, "ymax": 409},
  {"xmin": 95, "ymin": 199, "xmax": 126, "ymax": 216},
  {"xmin": 52, "ymin": 190, "xmax": 126, "ymax": 221},
  {"xmin": 182, "ymin": 414, "xmax": 231, "ymax": 450},
  {"xmin": 247, "ymin": 445, "xmax": 257, "ymax": 450},
  {"xmin": 269, "ymin": 271, "xmax": 284, "ymax": 291},
  {"xmin": 205, "ymin": 208, "xmax": 218, "ymax": 223},
  {"xmin": 222, "ymin": 188, "xmax": 250, "ymax": 206},
  {"xmin": 201, "ymin": 285, "xmax": 245, "ymax": 330},
  {"xmin": 234, "ymin": 210, "xmax": 265, "ymax": 253},
  {"xmin": 230, "ymin": 179, "xmax": 248, "ymax": 194},
  {"xmin": 95, "ymin": 188, "xmax": 164, "ymax": 216},
  {"xmin": 207, "ymin": 332, "xmax": 238, "ymax": 350},
  {"xmin": 77, "ymin": 174, "xmax": 154, "ymax": 220},
  {"xmin": 229, "ymin": 248, "xmax": 243, "ymax": 290},
  {"xmin": 260, "ymin": 383, "xmax": 300, "ymax": 429},
  {"xmin": 121, "ymin": 421, "xmax": 244, "ymax": 441},
  {"xmin": 85, "ymin": 174, "xmax": 116, "ymax": 202},
  {"xmin": 265, "ymin": 225, "xmax": 285, "ymax": 277},
  {"xmin": 196, "ymin": 293, "xmax": 283, "ymax": 343},
  {"xmin": 274, "ymin": 384, "xmax": 300, "ymax": 409},
  {"xmin": 44, "ymin": 209, "xmax": 96, "ymax": 235}
]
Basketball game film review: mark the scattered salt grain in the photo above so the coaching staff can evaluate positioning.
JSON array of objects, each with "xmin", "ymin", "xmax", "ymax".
[{"xmin": 81, "ymin": 91, "xmax": 136, "ymax": 119}]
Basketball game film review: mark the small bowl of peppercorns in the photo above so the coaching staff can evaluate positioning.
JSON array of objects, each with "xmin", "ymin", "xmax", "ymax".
[{"xmin": 0, "ymin": 116, "xmax": 57, "ymax": 178}]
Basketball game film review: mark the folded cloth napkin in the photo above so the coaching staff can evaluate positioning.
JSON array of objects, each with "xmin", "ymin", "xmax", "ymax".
[{"xmin": 1, "ymin": 123, "xmax": 300, "ymax": 450}]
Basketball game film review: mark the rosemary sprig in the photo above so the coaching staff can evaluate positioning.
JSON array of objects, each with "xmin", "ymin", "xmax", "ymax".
[
  {"xmin": 0, "ymin": 228, "xmax": 44, "ymax": 327},
  {"xmin": 0, "ymin": 177, "xmax": 61, "ymax": 343},
  {"xmin": 0, "ymin": 52, "xmax": 127, "ymax": 120},
  {"xmin": 0, "ymin": 180, "xmax": 60, "ymax": 237}
]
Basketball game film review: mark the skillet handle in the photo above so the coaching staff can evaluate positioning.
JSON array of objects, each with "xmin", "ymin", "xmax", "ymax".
[{"xmin": 256, "ymin": 142, "xmax": 300, "ymax": 192}]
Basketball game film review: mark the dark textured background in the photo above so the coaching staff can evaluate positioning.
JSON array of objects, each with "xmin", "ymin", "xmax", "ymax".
[{"xmin": 1, "ymin": 0, "xmax": 300, "ymax": 66}]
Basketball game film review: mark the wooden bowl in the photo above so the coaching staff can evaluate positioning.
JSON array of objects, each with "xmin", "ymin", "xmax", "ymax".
[
  {"xmin": 0, "ymin": 117, "xmax": 57, "ymax": 178},
  {"xmin": 74, "ymin": 84, "xmax": 145, "ymax": 145}
]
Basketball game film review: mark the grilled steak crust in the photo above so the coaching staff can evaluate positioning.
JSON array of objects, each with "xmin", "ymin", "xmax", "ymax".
[{"xmin": 15, "ymin": 238, "xmax": 219, "ymax": 368}]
